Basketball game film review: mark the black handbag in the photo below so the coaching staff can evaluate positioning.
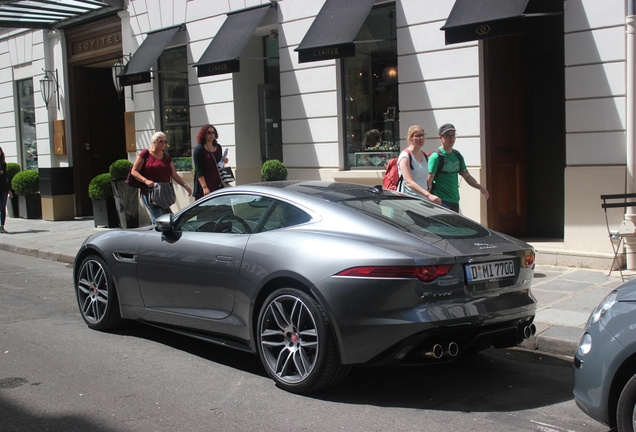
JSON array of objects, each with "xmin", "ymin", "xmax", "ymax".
[
  {"xmin": 125, "ymin": 150, "xmax": 149, "ymax": 188},
  {"xmin": 125, "ymin": 171, "xmax": 144, "ymax": 188}
]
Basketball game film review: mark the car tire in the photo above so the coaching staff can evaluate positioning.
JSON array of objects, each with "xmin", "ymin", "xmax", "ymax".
[
  {"xmin": 617, "ymin": 373, "xmax": 636, "ymax": 432},
  {"xmin": 76, "ymin": 255, "xmax": 124, "ymax": 331},
  {"xmin": 257, "ymin": 288, "xmax": 350, "ymax": 393}
]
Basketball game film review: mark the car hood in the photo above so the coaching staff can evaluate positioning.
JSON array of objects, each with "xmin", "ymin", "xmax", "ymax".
[{"xmin": 616, "ymin": 279, "xmax": 636, "ymax": 301}]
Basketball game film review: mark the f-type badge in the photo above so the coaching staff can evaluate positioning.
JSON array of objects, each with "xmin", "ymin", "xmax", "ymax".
[
  {"xmin": 476, "ymin": 24, "xmax": 491, "ymax": 36},
  {"xmin": 474, "ymin": 243, "xmax": 497, "ymax": 250}
]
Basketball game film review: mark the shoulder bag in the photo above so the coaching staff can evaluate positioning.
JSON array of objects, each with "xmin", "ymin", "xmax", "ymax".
[
  {"xmin": 211, "ymin": 152, "xmax": 233, "ymax": 188},
  {"xmin": 148, "ymin": 181, "xmax": 176, "ymax": 209}
]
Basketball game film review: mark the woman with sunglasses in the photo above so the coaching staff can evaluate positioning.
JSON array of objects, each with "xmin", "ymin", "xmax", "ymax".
[
  {"xmin": 130, "ymin": 131, "xmax": 192, "ymax": 223},
  {"xmin": 193, "ymin": 124, "xmax": 229, "ymax": 199}
]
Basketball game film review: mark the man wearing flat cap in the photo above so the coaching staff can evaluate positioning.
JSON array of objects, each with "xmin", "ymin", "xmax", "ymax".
[{"xmin": 427, "ymin": 123, "xmax": 489, "ymax": 212}]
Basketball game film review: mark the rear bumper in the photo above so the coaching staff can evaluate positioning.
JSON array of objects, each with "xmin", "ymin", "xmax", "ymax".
[{"xmin": 314, "ymin": 274, "xmax": 536, "ymax": 365}]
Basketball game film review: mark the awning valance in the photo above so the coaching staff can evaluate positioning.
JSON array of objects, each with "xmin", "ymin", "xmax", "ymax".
[
  {"xmin": 441, "ymin": 0, "xmax": 560, "ymax": 45},
  {"xmin": 194, "ymin": 3, "xmax": 273, "ymax": 78},
  {"xmin": 118, "ymin": 24, "xmax": 184, "ymax": 87},
  {"xmin": 295, "ymin": 0, "xmax": 375, "ymax": 64}
]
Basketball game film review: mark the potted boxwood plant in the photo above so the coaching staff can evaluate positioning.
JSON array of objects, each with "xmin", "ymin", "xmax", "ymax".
[
  {"xmin": 11, "ymin": 169, "xmax": 41, "ymax": 219},
  {"xmin": 89, "ymin": 173, "xmax": 119, "ymax": 228},
  {"xmin": 261, "ymin": 159, "xmax": 288, "ymax": 181},
  {"xmin": 6, "ymin": 162, "xmax": 20, "ymax": 218},
  {"xmin": 109, "ymin": 159, "xmax": 139, "ymax": 228}
]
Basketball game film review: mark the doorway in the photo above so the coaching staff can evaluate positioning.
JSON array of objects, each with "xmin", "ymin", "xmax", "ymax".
[
  {"xmin": 69, "ymin": 66, "xmax": 126, "ymax": 216},
  {"xmin": 484, "ymin": 12, "xmax": 565, "ymax": 238}
]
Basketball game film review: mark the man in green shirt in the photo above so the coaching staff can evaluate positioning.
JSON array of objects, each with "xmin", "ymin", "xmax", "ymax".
[{"xmin": 427, "ymin": 124, "xmax": 489, "ymax": 212}]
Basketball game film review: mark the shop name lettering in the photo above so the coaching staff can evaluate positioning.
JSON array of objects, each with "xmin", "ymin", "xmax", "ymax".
[
  {"xmin": 207, "ymin": 64, "xmax": 228, "ymax": 73},
  {"xmin": 313, "ymin": 47, "xmax": 339, "ymax": 58},
  {"xmin": 123, "ymin": 75, "xmax": 144, "ymax": 83},
  {"xmin": 77, "ymin": 35, "xmax": 121, "ymax": 52}
]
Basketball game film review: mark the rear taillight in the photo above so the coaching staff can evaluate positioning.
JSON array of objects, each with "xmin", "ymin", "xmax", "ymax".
[
  {"xmin": 336, "ymin": 264, "xmax": 454, "ymax": 283},
  {"xmin": 524, "ymin": 252, "xmax": 535, "ymax": 269}
]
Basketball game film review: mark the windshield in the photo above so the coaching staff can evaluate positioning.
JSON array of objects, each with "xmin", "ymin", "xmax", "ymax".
[{"xmin": 338, "ymin": 197, "xmax": 490, "ymax": 239}]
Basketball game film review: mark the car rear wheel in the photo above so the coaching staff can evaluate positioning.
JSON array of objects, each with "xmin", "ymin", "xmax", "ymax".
[
  {"xmin": 617, "ymin": 373, "xmax": 636, "ymax": 432},
  {"xmin": 257, "ymin": 288, "xmax": 350, "ymax": 393},
  {"xmin": 76, "ymin": 255, "xmax": 123, "ymax": 331}
]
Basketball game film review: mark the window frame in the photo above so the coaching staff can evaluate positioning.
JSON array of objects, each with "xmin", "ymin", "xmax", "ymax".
[{"xmin": 157, "ymin": 45, "xmax": 191, "ymax": 166}]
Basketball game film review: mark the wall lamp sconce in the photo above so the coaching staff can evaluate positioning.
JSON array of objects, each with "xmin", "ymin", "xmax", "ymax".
[
  {"xmin": 111, "ymin": 55, "xmax": 130, "ymax": 98},
  {"xmin": 40, "ymin": 69, "xmax": 59, "ymax": 109}
]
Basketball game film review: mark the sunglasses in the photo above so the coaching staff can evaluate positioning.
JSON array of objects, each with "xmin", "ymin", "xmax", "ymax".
[
  {"xmin": 157, "ymin": 139, "xmax": 168, "ymax": 144},
  {"xmin": 206, "ymin": 130, "xmax": 216, "ymax": 135}
]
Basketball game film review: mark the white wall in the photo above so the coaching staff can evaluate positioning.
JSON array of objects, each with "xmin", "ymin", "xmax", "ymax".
[{"xmin": 563, "ymin": 0, "xmax": 628, "ymax": 252}]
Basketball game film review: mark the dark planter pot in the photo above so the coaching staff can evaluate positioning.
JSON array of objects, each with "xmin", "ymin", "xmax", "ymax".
[
  {"xmin": 7, "ymin": 194, "xmax": 19, "ymax": 218},
  {"xmin": 92, "ymin": 198, "xmax": 119, "ymax": 228},
  {"xmin": 18, "ymin": 194, "xmax": 42, "ymax": 219},
  {"xmin": 111, "ymin": 180, "xmax": 139, "ymax": 229}
]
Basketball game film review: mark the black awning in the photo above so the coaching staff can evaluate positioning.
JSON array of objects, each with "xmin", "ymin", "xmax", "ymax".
[
  {"xmin": 0, "ymin": 0, "xmax": 122, "ymax": 30},
  {"xmin": 194, "ymin": 4, "xmax": 273, "ymax": 78},
  {"xmin": 441, "ymin": 0, "xmax": 535, "ymax": 45},
  {"xmin": 118, "ymin": 24, "xmax": 183, "ymax": 87},
  {"xmin": 295, "ymin": 0, "xmax": 375, "ymax": 64}
]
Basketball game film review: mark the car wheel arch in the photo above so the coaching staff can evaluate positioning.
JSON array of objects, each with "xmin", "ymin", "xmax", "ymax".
[
  {"xmin": 250, "ymin": 277, "xmax": 345, "ymax": 363},
  {"xmin": 250, "ymin": 277, "xmax": 312, "ymax": 346},
  {"xmin": 608, "ymin": 353, "xmax": 636, "ymax": 428},
  {"xmin": 74, "ymin": 246, "xmax": 107, "ymax": 284}
]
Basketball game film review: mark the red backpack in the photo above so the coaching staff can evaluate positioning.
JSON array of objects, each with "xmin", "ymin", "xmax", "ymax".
[{"xmin": 383, "ymin": 149, "xmax": 423, "ymax": 190}]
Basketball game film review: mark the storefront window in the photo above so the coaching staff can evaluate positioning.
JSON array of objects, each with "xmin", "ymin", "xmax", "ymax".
[
  {"xmin": 17, "ymin": 79, "xmax": 37, "ymax": 170},
  {"xmin": 158, "ymin": 46, "xmax": 191, "ymax": 170},
  {"xmin": 343, "ymin": 4, "xmax": 398, "ymax": 169}
]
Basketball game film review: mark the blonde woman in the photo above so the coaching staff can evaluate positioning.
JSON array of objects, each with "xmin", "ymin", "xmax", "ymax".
[
  {"xmin": 398, "ymin": 125, "xmax": 441, "ymax": 204},
  {"xmin": 130, "ymin": 132, "xmax": 192, "ymax": 223}
]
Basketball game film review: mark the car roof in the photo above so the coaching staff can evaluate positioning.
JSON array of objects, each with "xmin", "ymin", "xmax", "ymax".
[{"xmin": 226, "ymin": 180, "xmax": 395, "ymax": 203}]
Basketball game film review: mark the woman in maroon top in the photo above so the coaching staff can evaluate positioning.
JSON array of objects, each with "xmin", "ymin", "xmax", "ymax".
[
  {"xmin": 193, "ymin": 124, "xmax": 229, "ymax": 199},
  {"xmin": 130, "ymin": 131, "xmax": 192, "ymax": 223}
]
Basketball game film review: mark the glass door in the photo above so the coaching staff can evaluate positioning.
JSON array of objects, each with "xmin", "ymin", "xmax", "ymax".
[{"xmin": 258, "ymin": 84, "xmax": 282, "ymax": 163}]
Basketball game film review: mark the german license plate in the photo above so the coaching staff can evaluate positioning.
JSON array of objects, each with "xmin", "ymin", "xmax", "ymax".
[{"xmin": 465, "ymin": 260, "xmax": 515, "ymax": 283}]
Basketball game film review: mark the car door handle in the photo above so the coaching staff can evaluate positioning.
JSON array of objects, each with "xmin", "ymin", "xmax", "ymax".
[{"xmin": 216, "ymin": 256, "xmax": 232, "ymax": 262}]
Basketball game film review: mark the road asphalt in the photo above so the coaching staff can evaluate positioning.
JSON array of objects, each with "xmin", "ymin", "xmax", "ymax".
[{"xmin": 0, "ymin": 216, "xmax": 631, "ymax": 359}]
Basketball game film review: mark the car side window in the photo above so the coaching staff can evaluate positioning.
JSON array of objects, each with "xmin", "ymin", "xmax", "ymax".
[
  {"xmin": 258, "ymin": 202, "xmax": 311, "ymax": 232},
  {"xmin": 176, "ymin": 194, "xmax": 274, "ymax": 234}
]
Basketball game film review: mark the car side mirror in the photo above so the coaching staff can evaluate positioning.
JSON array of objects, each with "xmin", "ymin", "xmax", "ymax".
[{"xmin": 155, "ymin": 213, "xmax": 174, "ymax": 233}]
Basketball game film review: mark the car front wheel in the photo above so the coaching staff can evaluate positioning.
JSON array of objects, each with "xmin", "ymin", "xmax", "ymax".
[
  {"xmin": 257, "ymin": 288, "xmax": 350, "ymax": 393},
  {"xmin": 76, "ymin": 255, "xmax": 123, "ymax": 331},
  {"xmin": 617, "ymin": 373, "xmax": 636, "ymax": 432}
]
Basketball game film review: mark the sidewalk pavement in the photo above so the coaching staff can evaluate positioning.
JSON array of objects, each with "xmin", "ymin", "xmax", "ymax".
[{"xmin": 0, "ymin": 216, "xmax": 631, "ymax": 359}]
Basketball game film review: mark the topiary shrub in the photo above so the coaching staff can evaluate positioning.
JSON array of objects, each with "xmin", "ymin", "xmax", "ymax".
[
  {"xmin": 11, "ymin": 169, "xmax": 39, "ymax": 195},
  {"xmin": 109, "ymin": 159, "xmax": 133, "ymax": 181},
  {"xmin": 88, "ymin": 173, "xmax": 114, "ymax": 200},
  {"xmin": 261, "ymin": 159, "xmax": 288, "ymax": 181},
  {"xmin": 6, "ymin": 162, "xmax": 20, "ymax": 180}
]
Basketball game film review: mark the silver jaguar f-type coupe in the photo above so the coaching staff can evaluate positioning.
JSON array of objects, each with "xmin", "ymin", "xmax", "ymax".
[{"xmin": 74, "ymin": 181, "xmax": 537, "ymax": 393}]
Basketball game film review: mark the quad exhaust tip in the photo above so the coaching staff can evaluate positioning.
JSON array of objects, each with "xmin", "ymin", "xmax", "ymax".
[
  {"xmin": 425, "ymin": 342, "xmax": 458, "ymax": 359},
  {"xmin": 523, "ymin": 324, "xmax": 536, "ymax": 339}
]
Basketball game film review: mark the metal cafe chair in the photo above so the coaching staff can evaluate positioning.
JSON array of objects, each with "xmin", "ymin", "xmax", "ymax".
[{"xmin": 601, "ymin": 193, "xmax": 636, "ymax": 281}]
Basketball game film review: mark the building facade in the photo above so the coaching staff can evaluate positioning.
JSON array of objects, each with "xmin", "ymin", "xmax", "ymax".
[{"xmin": 0, "ymin": 0, "xmax": 632, "ymax": 267}]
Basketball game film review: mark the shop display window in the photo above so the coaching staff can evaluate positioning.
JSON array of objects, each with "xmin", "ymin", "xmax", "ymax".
[
  {"xmin": 17, "ymin": 79, "xmax": 37, "ymax": 170},
  {"xmin": 158, "ymin": 46, "xmax": 191, "ymax": 168},
  {"xmin": 343, "ymin": 3, "xmax": 398, "ymax": 169}
]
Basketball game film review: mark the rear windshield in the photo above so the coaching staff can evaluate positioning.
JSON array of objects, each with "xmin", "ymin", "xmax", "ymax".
[{"xmin": 338, "ymin": 197, "xmax": 490, "ymax": 239}]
